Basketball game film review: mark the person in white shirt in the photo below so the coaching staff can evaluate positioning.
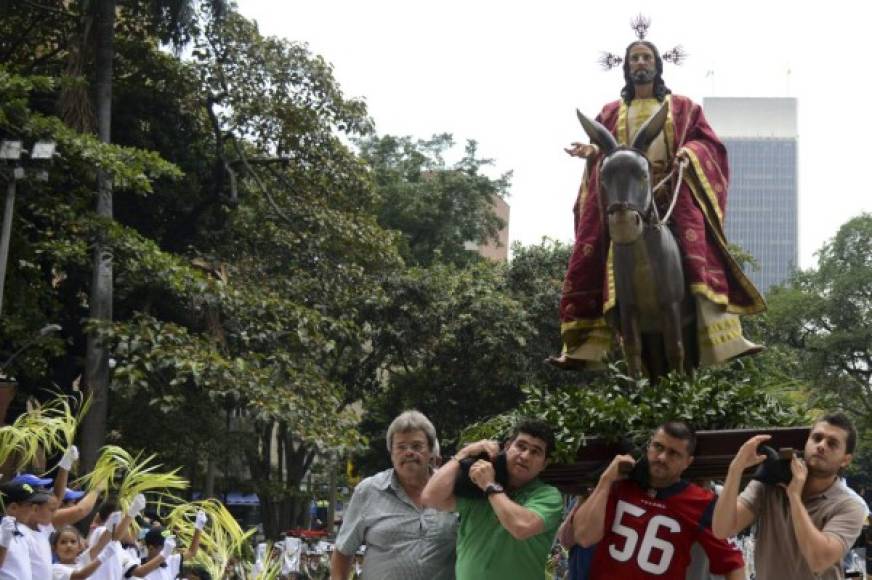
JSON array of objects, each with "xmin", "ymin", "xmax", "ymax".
[
  {"xmin": 9, "ymin": 446, "xmax": 103, "ymax": 580},
  {"xmin": 51, "ymin": 524, "xmax": 121, "ymax": 580},
  {"xmin": 140, "ymin": 510, "xmax": 207, "ymax": 580},
  {"xmin": 86, "ymin": 494, "xmax": 168, "ymax": 580},
  {"xmin": 50, "ymin": 446, "xmax": 104, "ymax": 528},
  {"xmin": 0, "ymin": 480, "xmax": 53, "ymax": 580}
]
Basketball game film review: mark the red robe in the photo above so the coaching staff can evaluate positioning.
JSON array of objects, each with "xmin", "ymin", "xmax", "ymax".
[{"xmin": 559, "ymin": 94, "xmax": 765, "ymax": 362}]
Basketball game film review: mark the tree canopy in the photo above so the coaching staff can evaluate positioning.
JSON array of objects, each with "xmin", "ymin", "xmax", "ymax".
[{"xmin": 757, "ymin": 214, "xmax": 872, "ymax": 434}]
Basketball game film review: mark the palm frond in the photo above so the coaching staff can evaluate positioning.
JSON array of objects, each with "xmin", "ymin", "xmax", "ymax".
[
  {"xmin": 250, "ymin": 542, "xmax": 283, "ymax": 580},
  {"xmin": 77, "ymin": 445, "xmax": 188, "ymax": 509},
  {"xmin": 164, "ymin": 499, "xmax": 254, "ymax": 578},
  {"xmin": 0, "ymin": 394, "xmax": 90, "ymax": 473}
]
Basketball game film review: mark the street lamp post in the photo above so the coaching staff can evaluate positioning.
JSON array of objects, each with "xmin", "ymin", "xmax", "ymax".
[
  {"xmin": 0, "ymin": 323, "xmax": 63, "ymax": 371},
  {"xmin": 0, "ymin": 140, "xmax": 23, "ymax": 320},
  {"xmin": 0, "ymin": 139, "xmax": 56, "ymax": 318}
]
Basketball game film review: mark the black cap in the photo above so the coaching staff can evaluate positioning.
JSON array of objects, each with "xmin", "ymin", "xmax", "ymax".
[
  {"xmin": 144, "ymin": 527, "xmax": 170, "ymax": 547},
  {"xmin": 0, "ymin": 481, "xmax": 53, "ymax": 504}
]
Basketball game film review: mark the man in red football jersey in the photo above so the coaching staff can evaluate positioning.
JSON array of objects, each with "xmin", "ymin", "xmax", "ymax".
[{"xmin": 573, "ymin": 421, "xmax": 746, "ymax": 580}]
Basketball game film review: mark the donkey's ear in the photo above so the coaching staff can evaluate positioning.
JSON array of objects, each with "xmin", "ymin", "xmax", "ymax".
[
  {"xmin": 631, "ymin": 101, "xmax": 669, "ymax": 151},
  {"xmin": 576, "ymin": 109, "xmax": 617, "ymax": 155}
]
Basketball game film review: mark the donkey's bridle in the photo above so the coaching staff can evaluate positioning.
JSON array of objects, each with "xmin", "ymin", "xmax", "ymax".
[
  {"xmin": 601, "ymin": 146, "xmax": 688, "ymax": 226},
  {"xmin": 601, "ymin": 146, "xmax": 656, "ymax": 219}
]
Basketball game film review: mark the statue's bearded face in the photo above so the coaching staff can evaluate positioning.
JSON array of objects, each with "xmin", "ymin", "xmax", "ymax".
[{"xmin": 628, "ymin": 44, "xmax": 657, "ymax": 85}]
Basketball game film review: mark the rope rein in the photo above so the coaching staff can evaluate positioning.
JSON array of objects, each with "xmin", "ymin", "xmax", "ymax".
[{"xmin": 650, "ymin": 158, "xmax": 688, "ymax": 226}]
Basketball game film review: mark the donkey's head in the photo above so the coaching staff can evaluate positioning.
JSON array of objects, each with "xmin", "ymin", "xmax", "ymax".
[{"xmin": 576, "ymin": 102, "xmax": 668, "ymax": 244}]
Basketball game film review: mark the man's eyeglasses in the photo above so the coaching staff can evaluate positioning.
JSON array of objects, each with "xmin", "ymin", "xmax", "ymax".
[{"xmin": 392, "ymin": 443, "xmax": 429, "ymax": 454}]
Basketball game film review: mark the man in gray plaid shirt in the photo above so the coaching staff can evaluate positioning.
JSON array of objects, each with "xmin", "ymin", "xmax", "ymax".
[{"xmin": 331, "ymin": 410, "xmax": 458, "ymax": 580}]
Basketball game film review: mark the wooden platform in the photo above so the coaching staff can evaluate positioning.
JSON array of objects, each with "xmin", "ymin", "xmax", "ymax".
[{"xmin": 540, "ymin": 426, "xmax": 810, "ymax": 494}]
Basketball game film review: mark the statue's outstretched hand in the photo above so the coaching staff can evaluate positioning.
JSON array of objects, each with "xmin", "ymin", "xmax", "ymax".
[{"xmin": 565, "ymin": 142, "xmax": 599, "ymax": 159}]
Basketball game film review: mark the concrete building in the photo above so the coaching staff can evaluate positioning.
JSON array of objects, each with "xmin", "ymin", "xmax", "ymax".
[
  {"xmin": 466, "ymin": 195, "xmax": 510, "ymax": 261},
  {"xmin": 703, "ymin": 97, "xmax": 798, "ymax": 292}
]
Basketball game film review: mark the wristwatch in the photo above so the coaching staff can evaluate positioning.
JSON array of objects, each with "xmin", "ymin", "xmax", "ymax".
[{"xmin": 484, "ymin": 482, "xmax": 505, "ymax": 496}]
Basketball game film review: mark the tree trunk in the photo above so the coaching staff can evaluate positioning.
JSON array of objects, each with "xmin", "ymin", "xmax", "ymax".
[
  {"xmin": 284, "ymin": 435, "xmax": 317, "ymax": 528},
  {"xmin": 327, "ymin": 451, "xmax": 337, "ymax": 534},
  {"xmin": 205, "ymin": 458, "xmax": 216, "ymax": 498},
  {"xmin": 246, "ymin": 424, "xmax": 324, "ymax": 534},
  {"xmin": 291, "ymin": 495, "xmax": 305, "ymax": 529},
  {"xmin": 79, "ymin": 0, "xmax": 115, "ymax": 474},
  {"xmin": 0, "ymin": 380, "xmax": 16, "ymax": 427},
  {"xmin": 248, "ymin": 422, "xmax": 282, "ymax": 538}
]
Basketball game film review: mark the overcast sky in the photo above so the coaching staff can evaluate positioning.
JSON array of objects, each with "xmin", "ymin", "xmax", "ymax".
[{"xmin": 237, "ymin": 0, "xmax": 872, "ymax": 269}]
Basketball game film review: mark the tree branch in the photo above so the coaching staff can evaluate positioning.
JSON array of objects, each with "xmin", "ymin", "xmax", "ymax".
[
  {"xmin": 231, "ymin": 156, "xmax": 293, "ymax": 166},
  {"xmin": 205, "ymin": 95, "xmax": 237, "ymax": 204},
  {"xmin": 19, "ymin": 0, "xmax": 77, "ymax": 17},
  {"xmin": 27, "ymin": 45, "xmax": 66, "ymax": 74},
  {"xmin": 229, "ymin": 136, "xmax": 296, "ymax": 227},
  {"xmin": 203, "ymin": 33, "xmax": 295, "ymax": 225}
]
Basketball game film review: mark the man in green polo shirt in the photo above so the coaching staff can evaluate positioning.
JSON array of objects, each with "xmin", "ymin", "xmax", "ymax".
[{"xmin": 422, "ymin": 418, "xmax": 563, "ymax": 580}]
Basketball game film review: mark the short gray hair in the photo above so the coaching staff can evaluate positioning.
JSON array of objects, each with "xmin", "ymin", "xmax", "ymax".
[{"xmin": 386, "ymin": 410, "xmax": 438, "ymax": 454}]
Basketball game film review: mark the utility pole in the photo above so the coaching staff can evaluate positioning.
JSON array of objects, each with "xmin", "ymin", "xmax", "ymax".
[
  {"xmin": 0, "ymin": 177, "xmax": 18, "ymax": 318},
  {"xmin": 0, "ymin": 140, "xmax": 57, "ymax": 430},
  {"xmin": 0, "ymin": 140, "xmax": 56, "ymax": 318}
]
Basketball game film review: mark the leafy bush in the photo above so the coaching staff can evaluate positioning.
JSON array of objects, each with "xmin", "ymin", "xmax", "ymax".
[{"xmin": 462, "ymin": 361, "xmax": 808, "ymax": 463}]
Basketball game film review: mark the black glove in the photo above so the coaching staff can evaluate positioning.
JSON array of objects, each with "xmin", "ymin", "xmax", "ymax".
[
  {"xmin": 453, "ymin": 452, "xmax": 509, "ymax": 498},
  {"xmin": 751, "ymin": 445, "xmax": 793, "ymax": 486},
  {"xmin": 627, "ymin": 456, "xmax": 651, "ymax": 489}
]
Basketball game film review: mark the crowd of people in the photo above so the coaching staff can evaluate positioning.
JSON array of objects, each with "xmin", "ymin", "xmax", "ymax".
[
  {"xmin": 3, "ymin": 408, "xmax": 868, "ymax": 579},
  {"xmin": 325, "ymin": 409, "xmax": 868, "ymax": 580},
  {"xmin": 0, "ymin": 445, "xmax": 210, "ymax": 580}
]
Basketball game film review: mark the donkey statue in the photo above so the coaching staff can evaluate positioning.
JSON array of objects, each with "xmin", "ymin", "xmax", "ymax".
[{"xmin": 576, "ymin": 103, "xmax": 694, "ymax": 380}]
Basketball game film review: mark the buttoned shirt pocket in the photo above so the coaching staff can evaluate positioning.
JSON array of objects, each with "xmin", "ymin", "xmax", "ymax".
[
  {"xmin": 365, "ymin": 506, "xmax": 423, "ymax": 548},
  {"xmin": 422, "ymin": 509, "xmax": 458, "ymax": 541}
]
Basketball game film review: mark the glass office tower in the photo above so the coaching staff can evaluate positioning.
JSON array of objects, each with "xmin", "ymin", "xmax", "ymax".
[{"xmin": 703, "ymin": 97, "xmax": 798, "ymax": 292}]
